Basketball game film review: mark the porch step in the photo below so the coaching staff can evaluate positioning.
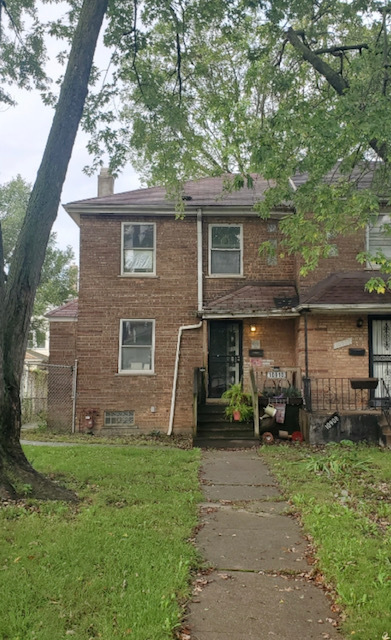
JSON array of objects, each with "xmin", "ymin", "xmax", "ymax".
[{"xmin": 197, "ymin": 402, "xmax": 256, "ymax": 443}]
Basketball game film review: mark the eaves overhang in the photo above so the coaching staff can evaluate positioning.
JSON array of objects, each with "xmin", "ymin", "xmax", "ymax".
[
  {"xmin": 200, "ymin": 309, "xmax": 300, "ymax": 319},
  {"xmin": 295, "ymin": 303, "xmax": 391, "ymax": 314},
  {"xmin": 63, "ymin": 203, "xmax": 293, "ymax": 227}
]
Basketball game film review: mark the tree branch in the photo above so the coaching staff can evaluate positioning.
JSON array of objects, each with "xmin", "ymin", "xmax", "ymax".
[
  {"xmin": 313, "ymin": 43, "xmax": 368, "ymax": 55},
  {"xmin": 169, "ymin": 5, "xmax": 183, "ymax": 102},
  {"xmin": 286, "ymin": 27, "xmax": 349, "ymax": 94},
  {"xmin": 286, "ymin": 27, "xmax": 388, "ymax": 162}
]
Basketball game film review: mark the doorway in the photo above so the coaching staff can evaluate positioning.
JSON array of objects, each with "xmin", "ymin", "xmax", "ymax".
[
  {"xmin": 208, "ymin": 321, "xmax": 242, "ymax": 398},
  {"xmin": 370, "ymin": 316, "xmax": 391, "ymax": 399}
]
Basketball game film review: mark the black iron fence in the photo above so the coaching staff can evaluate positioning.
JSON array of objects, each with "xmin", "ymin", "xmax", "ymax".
[{"xmin": 305, "ymin": 377, "xmax": 384, "ymax": 412}]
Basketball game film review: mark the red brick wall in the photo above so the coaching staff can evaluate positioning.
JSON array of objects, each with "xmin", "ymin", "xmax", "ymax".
[
  {"xmin": 75, "ymin": 214, "xmax": 203, "ymax": 434},
  {"xmin": 296, "ymin": 228, "xmax": 366, "ymax": 294},
  {"xmin": 203, "ymin": 216, "xmax": 295, "ymax": 305},
  {"xmin": 48, "ymin": 321, "xmax": 77, "ymax": 365},
  {"xmin": 296, "ymin": 314, "xmax": 369, "ymax": 378},
  {"xmin": 242, "ymin": 318, "xmax": 297, "ymax": 391},
  {"xmin": 51, "ymin": 208, "xmax": 375, "ymax": 435}
]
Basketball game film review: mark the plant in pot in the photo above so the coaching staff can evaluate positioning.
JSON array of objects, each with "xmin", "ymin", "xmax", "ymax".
[
  {"xmin": 285, "ymin": 386, "xmax": 303, "ymax": 405},
  {"xmin": 222, "ymin": 383, "xmax": 254, "ymax": 422}
]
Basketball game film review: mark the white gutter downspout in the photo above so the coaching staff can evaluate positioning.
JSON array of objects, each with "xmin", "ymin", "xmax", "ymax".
[
  {"xmin": 168, "ymin": 321, "xmax": 203, "ymax": 435},
  {"xmin": 197, "ymin": 208, "xmax": 203, "ymax": 313},
  {"xmin": 168, "ymin": 209, "xmax": 203, "ymax": 435}
]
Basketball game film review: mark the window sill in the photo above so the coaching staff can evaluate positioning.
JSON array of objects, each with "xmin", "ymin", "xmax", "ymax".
[
  {"xmin": 119, "ymin": 274, "xmax": 159, "ymax": 278},
  {"xmin": 116, "ymin": 371, "xmax": 156, "ymax": 376},
  {"xmin": 206, "ymin": 274, "xmax": 245, "ymax": 279}
]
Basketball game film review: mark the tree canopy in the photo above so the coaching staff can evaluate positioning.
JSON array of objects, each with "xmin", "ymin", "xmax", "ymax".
[
  {"xmin": 0, "ymin": 176, "xmax": 77, "ymax": 322},
  {"xmin": 84, "ymin": 0, "xmax": 391, "ymax": 284}
]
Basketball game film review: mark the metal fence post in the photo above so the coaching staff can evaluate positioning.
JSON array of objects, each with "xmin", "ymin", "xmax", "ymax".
[
  {"xmin": 303, "ymin": 376, "xmax": 312, "ymax": 412},
  {"xmin": 71, "ymin": 359, "xmax": 78, "ymax": 434}
]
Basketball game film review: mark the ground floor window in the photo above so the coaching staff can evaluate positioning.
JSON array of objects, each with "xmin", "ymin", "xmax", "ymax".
[{"xmin": 119, "ymin": 319, "xmax": 155, "ymax": 373}]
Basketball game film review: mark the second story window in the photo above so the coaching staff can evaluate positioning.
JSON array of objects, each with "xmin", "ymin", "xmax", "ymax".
[
  {"xmin": 209, "ymin": 224, "xmax": 242, "ymax": 276},
  {"xmin": 122, "ymin": 222, "xmax": 155, "ymax": 275},
  {"xmin": 368, "ymin": 214, "xmax": 391, "ymax": 267}
]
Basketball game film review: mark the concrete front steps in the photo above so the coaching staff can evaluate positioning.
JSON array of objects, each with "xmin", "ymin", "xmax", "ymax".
[{"xmin": 194, "ymin": 402, "xmax": 259, "ymax": 448}]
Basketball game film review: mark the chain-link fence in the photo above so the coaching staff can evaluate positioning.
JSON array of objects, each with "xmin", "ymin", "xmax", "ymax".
[{"xmin": 21, "ymin": 362, "xmax": 77, "ymax": 432}]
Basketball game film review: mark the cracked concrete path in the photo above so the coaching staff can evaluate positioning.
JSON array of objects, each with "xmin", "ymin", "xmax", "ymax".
[{"xmin": 186, "ymin": 450, "xmax": 341, "ymax": 639}]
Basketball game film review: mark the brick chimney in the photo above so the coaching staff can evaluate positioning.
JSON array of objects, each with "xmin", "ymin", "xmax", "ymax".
[{"xmin": 97, "ymin": 167, "xmax": 114, "ymax": 197}]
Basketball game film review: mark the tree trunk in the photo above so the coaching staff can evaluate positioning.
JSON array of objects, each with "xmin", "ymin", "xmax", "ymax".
[{"xmin": 0, "ymin": 0, "xmax": 109, "ymax": 500}]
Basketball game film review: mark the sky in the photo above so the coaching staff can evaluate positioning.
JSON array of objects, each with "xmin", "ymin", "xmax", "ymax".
[{"xmin": 0, "ymin": 3, "xmax": 141, "ymax": 264}]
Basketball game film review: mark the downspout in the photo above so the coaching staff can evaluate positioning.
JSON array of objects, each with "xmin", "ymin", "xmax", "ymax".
[
  {"xmin": 168, "ymin": 321, "xmax": 203, "ymax": 435},
  {"xmin": 168, "ymin": 209, "xmax": 204, "ymax": 435},
  {"xmin": 197, "ymin": 208, "xmax": 203, "ymax": 313}
]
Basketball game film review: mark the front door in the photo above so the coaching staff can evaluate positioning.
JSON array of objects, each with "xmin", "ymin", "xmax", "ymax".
[
  {"xmin": 208, "ymin": 321, "xmax": 242, "ymax": 398},
  {"xmin": 370, "ymin": 317, "xmax": 391, "ymax": 398}
]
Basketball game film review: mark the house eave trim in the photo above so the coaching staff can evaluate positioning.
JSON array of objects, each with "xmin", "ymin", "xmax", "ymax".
[
  {"xmin": 63, "ymin": 204, "xmax": 292, "ymax": 226},
  {"xmin": 296, "ymin": 303, "xmax": 391, "ymax": 314},
  {"xmin": 201, "ymin": 310, "xmax": 300, "ymax": 319}
]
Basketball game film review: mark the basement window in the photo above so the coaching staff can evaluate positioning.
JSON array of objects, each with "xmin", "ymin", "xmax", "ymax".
[{"xmin": 104, "ymin": 410, "xmax": 135, "ymax": 427}]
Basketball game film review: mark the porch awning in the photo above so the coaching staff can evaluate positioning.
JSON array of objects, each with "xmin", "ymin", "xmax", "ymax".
[
  {"xmin": 202, "ymin": 282, "xmax": 299, "ymax": 318},
  {"xmin": 298, "ymin": 271, "xmax": 391, "ymax": 312}
]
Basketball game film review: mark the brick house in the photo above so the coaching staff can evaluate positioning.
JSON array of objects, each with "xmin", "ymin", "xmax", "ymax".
[{"xmin": 48, "ymin": 170, "xmax": 391, "ymax": 443}]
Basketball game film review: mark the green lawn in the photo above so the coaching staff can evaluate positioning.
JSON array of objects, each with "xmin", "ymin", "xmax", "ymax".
[
  {"xmin": 261, "ymin": 442, "xmax": 391, "ymax": 640},
  {"xmin": 0, "ymin": 445, "xmax": 201, "ymax": 640}
]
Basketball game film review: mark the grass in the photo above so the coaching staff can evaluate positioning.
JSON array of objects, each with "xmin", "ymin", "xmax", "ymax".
[
  {"xmin": 21, "ymin": 429, "xmax": 194, "ymax": 449},
  {"xmin": 0, "ymin": 445, "xmax": 202, "ymax": 640},
  {"xmin": 261, "ymin": 442, "xmax": 391, "ymax": 640}
]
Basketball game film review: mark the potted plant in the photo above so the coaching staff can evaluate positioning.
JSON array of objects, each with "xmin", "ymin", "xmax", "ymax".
[
  {"xmin": 285, "ymin": 385, "xmax": 303, "ymax": 405},
  {"xmin": 222, "ymin": 383, "xmax": 254, "ymax": 422}
]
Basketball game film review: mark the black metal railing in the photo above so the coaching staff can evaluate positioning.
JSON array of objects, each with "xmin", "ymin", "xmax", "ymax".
[{"xmin": 309, "ymin": 378, "xmax": 376, "ymax": 412}]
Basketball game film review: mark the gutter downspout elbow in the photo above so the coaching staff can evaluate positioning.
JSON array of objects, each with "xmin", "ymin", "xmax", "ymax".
[{"xmin": 168, "ymin": 321, "xmax": 203, "ymax": 436}]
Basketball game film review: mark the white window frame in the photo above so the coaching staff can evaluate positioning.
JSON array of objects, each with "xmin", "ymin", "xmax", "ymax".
[
  {"xmin": 121, "ymin": 222, "xmax": 156, "ymax": 276},
  {"xmin": 208, "ymin": 223, "xmax": 243, "ymax": 276},
  {"xmin": 367, "ymin": 213, "xmax": 391, "ymax": 270},
  {"xmin": 118, "ymin": 319, "xmax": 155, "ymax": 374}
]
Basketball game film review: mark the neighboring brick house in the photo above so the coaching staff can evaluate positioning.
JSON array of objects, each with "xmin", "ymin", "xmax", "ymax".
[{"xmin": 48, "ymin": 170, "xmax": 391, "ymax": 442}]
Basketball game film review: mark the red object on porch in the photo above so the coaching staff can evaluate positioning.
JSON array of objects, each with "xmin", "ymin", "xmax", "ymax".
[{"xmin": 291, "ymin": 431, "xmax": 303, "ymax": 442}]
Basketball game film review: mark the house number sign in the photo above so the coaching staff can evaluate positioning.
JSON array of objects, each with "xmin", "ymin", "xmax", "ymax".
[{"xmin": 267, "ymin": 371, "xmax": 287, "ymax": 379}]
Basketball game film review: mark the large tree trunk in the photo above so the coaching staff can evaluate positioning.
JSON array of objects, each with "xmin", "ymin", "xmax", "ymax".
[{"xmin": 0, "ymin": 0, "xmax": 109, "ymax": 500}]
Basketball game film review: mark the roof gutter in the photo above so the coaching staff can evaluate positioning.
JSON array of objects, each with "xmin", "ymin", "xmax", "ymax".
[
  {"xmin": 201, "ymin": 310, "xmax": 299, "ymax": 319},
  {"xmin": 294, "ymin": 303, "xmax": 391, "ymax": 313}
]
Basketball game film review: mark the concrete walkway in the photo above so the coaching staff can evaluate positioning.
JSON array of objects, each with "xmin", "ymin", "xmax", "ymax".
[{"xmin": 186, "ymin": 450, "xmax": 341, "ymax": 640}]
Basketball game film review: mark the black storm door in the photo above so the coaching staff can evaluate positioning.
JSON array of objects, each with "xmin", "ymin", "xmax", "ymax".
[
  {"xmin": 370, "ymin": 317, "xmax": 391, "ymax": 398},
  {"xmin": 208, "ymin": 321, "xmax": 242, "ymax": 398}
]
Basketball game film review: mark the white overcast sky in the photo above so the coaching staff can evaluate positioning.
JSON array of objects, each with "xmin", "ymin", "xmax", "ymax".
[{"xmin": 0, "ymin": 3, "xmax": 141, "ymax": 263}]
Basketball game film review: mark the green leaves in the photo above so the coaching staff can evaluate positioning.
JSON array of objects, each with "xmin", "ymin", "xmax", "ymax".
[{"xmin": 0, "ymin": 176, "xmax": 77, "ymax": 319}]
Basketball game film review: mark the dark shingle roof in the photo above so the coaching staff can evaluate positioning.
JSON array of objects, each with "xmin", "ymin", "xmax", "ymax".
[
  {"xmin": 65, "ymin": 175, "xmax": 285, "ymax": 209},
  {"xmin": 300, "ymin": 272, "xmax": 391, "ymax": 306},
  {"xmin": 46, "ymin": 299, "xmax": 78, "ymax": 319},
  {"xmin": 203, "ymin": 282, "xmax": 298, "ymax": 315}
]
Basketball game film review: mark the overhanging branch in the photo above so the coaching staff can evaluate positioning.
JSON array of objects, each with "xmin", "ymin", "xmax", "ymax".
[{"xmin": 286, "ymin": 27, "xmax": 388, "ymax": 162}]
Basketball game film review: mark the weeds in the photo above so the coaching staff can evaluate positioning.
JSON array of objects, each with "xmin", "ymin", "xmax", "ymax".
[{"xmin": 261, "ymin": 443, "xmax": 391, "ymax": 640}]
